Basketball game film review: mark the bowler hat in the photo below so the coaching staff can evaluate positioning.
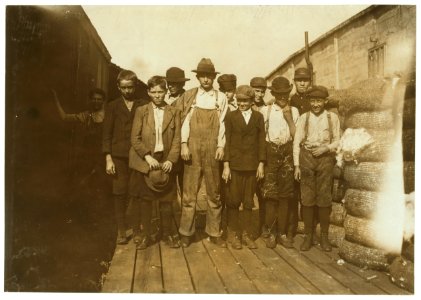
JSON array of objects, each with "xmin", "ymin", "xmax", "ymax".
[
  {"xmin": 192, "ymin": 58, "xmax": 219, "ymax": 74},
  {"xmin": 144, "ymin": 169, "xmax": 170, "ymax": 193},
  {"xmin": 269, "ymin": 76, "xmax": 293, "ymax": 94},
  {"xmin": 236, "ymin": 85, "xmax": 255, "ymax": 100},
  {"xmin": 294, "ymin": 68, "xmax": 311, "ymax": 80},
  {"xmin": 307, "ymin": 85, "xmax": 329, "ymax": 99},
  {"xmin": 250, "ymin": 77, "xmax": 267, "ymax": 88},
  {"xmin": 165, "ymin": 67, "xmax": 190, "ymax": 82},
  {"xmin": 217, "ymin": 74, "xmax": 237, "ymax": 91}
]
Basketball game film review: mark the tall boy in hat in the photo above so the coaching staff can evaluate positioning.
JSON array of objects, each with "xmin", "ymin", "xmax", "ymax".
[
  {"xmin": 165, "ymin": 67, "xmax": 190, "ymax": 106},
  {"xmin": 218, "ymin": 74, "xmax": 238, "ymax": 111},
  {"xmin": 128, "ymin": 76, "xmax": 181, "ymax": 249},
  {"xmin": 176, "ymin": 58, "xmax": 228, "ymax": 248},
  {"xmin": 103, "ymin": 69, "xmax": 148, "ymax": 245},
  {"xmin": 293, "ymin": 85, "xmax": 340, "ymax": 252},
  {"xmin": 222, "ymin": 85, "xmax": 265, "ymax": 249},
  {"xmin": 260, "ymin": 76, "xmax": 299, "ymax": 248},
  {"xmin": 250, "ymin": 77, "xmax": 268, "ymax": 112}
]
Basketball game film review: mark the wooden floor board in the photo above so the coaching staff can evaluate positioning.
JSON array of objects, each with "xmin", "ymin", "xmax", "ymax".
[{"xmin": 132, "ymin": 242, "xmax": 163, "ymax": 293}]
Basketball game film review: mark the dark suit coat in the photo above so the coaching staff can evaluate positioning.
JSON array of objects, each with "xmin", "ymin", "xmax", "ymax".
[
  {"xmin": 102, "ymin": 97, "xmax": 148, "ymax": 158},
  {"xmin": 129, "ymin": 103, "xmax": 181, "ymax": 174},
  {"xmin": 224, "ymin": 109, "xmax": 266, "ymax": 171}
]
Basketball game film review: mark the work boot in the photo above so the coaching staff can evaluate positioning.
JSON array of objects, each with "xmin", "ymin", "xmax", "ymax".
[
  {"xmin": 312, "ymin": 230, "xmax": 319, "ymax": 245},
  {"xmin": 277, "ymin": 234, "xmax": 294, "ymax": 249},
  {"xmin": 320, "ymin": 232, "xmax": 332, "ymax": 252},
  {"xmin": 261, "ymin": 225, "xmax": 270, "ymax": 238},
  {"xmin": 242, "ymin": 233, "xmax": 257, "ymax": 249},
  {"xmin": 180, "ymin": 235, "xmax": 192, "ymax": 248},
  {"xmin": 117, "ymin": 229, "xmax": 129, "ymax": 245},
  {"xmin": 133, "ymin": 230, "xmax": 142, "ymax": 245},
  {"xmin": 209, "ymin": 236, "xmax": 227, "ymax": 248},
  {"xmin": 300, "ymin": 233, "xmax": 313, "ymax": 251},
  {"xmin": 286, "ymin": 231, "xmax": 295, "ymax": 244},
  {"xmin": 231, "ymin": 234, "xmax": 243, "ymax": 250},
  {"xmin": 163, "ymin": 234, "xmax": 181, "ymax": 248},
  {"xmin": 264, "ymin": 233, "xmax": 277, "ymax": 249},
  {"xmin": 136, "ymin": 235, "xmax": 149, "ymax": 250}
]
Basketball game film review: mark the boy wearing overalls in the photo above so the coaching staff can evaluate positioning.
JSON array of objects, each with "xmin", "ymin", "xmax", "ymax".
[
  {"xmin": 293, "ymin": 86, "xmax": 340, "ymax": 251},
  {"xmin": 176, "ymin": 58, "xmax": 228, "ymax": 248}
]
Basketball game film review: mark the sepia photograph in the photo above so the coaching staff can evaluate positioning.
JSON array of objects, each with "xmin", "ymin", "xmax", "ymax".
[{"xmin": 3, "ymin": 1, "xmax": 417, "ymax": 296}]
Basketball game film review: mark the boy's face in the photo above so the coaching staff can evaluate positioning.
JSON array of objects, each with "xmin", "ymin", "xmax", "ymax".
[
  {"xmin": 89, "ymin": 92, "xmax": 104, "ymax": 112},
  {"xmin": 272, "ymin": 92, "xmax": 289, "ymax": 108},
  {"xmin": 148, "ymin": 85, "xmax": 167, "ymax": 107},
  {"xmin": 221, "ymin": 89, "xmax": 235, "ymax": 103},
  {"xmin": 118, "ymin": 79, "xmax": 136, "ymax": 100},
  {"xmin": 197, "ymin": 72, "xmax": 216, "ymax": 91},
  {"xmin": 294, "ymin": 79, "xmax": 311, "ymax": 94},
  {"xmin": 310, "ymin": 97, "xmax": 327, "ymax": 115},
  {"xmin": 252, "ymin": 87, "xmax": 266, "ymax": 103},
  {"xmin": 167, "ymin": 81, "xmax": 184, "ymax": 96},
  {"xmin": 237, "ymin": 98, "xmax": 253, "ymax": 111}
]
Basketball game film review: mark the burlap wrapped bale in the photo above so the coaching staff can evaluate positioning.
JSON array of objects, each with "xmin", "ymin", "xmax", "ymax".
[
  {"xmin": 339, "ymin": 238, "xmax": 389, "ymax": 271},
  {"xmin": 404, "ymin": 161, "xmax": 415, "ymax": 194},
  {"xmin": 389, "ymin": 256, "xmax": 414, "ymax": 293},
  {"xmin": 344, "ymin": 162, "xmax": 387, "ymax": 191},
  {"xmin": 332, "ymin": 178, "xmax": 346, "ymax": 203},
  {"xmin": 343, "ymin": 188, "xmax": 378, "ymax": 219},
  {"xmin": 402, "ymin": 129, "xmax": 415, "ymax": 161},
  {"xmin": 356, "ymin": 129, "xmax": 394, "ymax": 162},
  {"xmin": 343, "ymin": 215, "xmax": 378, "ymax": 248},
  {"xmin": 315, "ymin": 224, "xmax": 345, "ymax": 248},
  {"xmin": 344, "ymin": 110, "xmax": 394, "ymax": 130},
  {"xmin": 330, "ymin": 202, "xmax": 347, "ymax": 226},
  {"xmin": 402, "ymin": 97, "xmax": 415, "ymax": 129}
]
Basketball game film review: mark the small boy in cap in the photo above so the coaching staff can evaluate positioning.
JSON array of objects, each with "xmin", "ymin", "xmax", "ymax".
[
  {"xmin": 222, "ymin": 85, "xmax": 265, "ymax": 249},
  {"xmin": 260, "ymin": 76, "xmax": 299, "ymax": 248},
  {"xmin": 250, "ymin": 77, "xmax": 268, "ymax": 112},
  {"xmin": 164, "ymin": 67, "xmax": 190, "ymax": 106},
  {"xmin": 293, "ymin": 85, "xmax": 341, "ymax": 252},
  {"xmin": 218, "ymin": 74, "xmax": 238, "ymax": 111},
  {"xmin": 128, "ymin": 76, "xmax": 181, "ymax": 249}
]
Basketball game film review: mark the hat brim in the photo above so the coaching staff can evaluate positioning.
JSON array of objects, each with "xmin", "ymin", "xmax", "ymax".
[
  {"xmin": 165, "ymin": 78, "xmax": 190, "ymax": 82},
  {"xmin": 268, "ymin": 85, "xmax": 293, "ymax": 93},
  {"xmin": 144, "ymin": 173, "xmax": 171, "ymax": 193},
  {"xmin": 192, "ymin": 69, "xmax": 220, "ymax": 74},
  {"xmin": 294, "ymin": 75, "xmax": 311, "ymax": 80}
]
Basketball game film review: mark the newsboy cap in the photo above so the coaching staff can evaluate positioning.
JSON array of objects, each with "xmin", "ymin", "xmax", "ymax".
[
  {"xmin": 250, "ymin": 77, "xmax": 267, "ymax": 88},
  {"xmin": 217, "ymin": 74, "xmax": 237, "ymax": 91},
  {"xmin": 144, "ymin": 169, "xmax": 171, "ymax": 193},
  {"xmin": 307, "ymin": 85, "xmax": 329, "ymax": 99},
  {"xmin": 294, "ymin": 68, "xmax": 311, "ymax": 80},
  {"xmin": 192, "ymin": 58, "xmax": 219, "ymax": 74},
  {"xmin": 236, "ymin": 85, "xmax": 255, "ymax": 100},
  {"xmin": 165, "ymin": 67, "xmax": 190, "ymax": 82},
  {"xmin": 269, "ymin": 76, "xmax": 293, "ymax": 94}
]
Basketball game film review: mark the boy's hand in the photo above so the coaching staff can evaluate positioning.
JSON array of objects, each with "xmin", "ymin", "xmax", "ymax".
[
  {"xmin": 106, "ymin": 155, "xmax": 116, "ymax": 175},
  {"xmin": 181, "ymin": 143, "xmax": 191, "ymax": 161},
  {"xmin": 215, "ymin": 147, "xmax": 224, "ymax": 161},
  {"xmin": 145, "ymin": 155, "xmax": 160, "ymax": 170},
  {"xmin": 162, "ymin": 160, "xmax": 173, "ymax": 173},
  {"xmin": 294, "ymin": 166, "xmax": 301, "ymax": 181},
  {"xmin": 256, "ymin": 163, "xmax": 264, "ymax": 181},
  {"xmin": 311, "ymin": 145, "xmax": 329, "ymax": 157},
  {"xmin": 222, "ymin": 165, "xmax": 231, "ymax": 183}
]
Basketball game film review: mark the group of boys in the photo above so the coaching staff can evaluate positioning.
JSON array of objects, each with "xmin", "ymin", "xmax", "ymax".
[{"xmin": 103, "ymin": 57, "xmax": 340, "ymax": 252}]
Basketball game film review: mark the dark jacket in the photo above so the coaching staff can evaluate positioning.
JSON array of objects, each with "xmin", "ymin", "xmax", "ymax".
[
  {"xmin": 102, "ymin": 97, "xmax": 148, "ymax": 158},
  {"xmin": 174, "ymin": 87, "xmax": 199, "ymax": 123},
  {"xmin": 129, "ymin": 103, "xmax": 181, "ymax": 174},
  {"xmin": 224, "ymin": 109, "xmax": 266, "ymax": 171}
]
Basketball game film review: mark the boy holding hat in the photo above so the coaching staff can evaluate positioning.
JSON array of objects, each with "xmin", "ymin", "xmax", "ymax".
[
  {"xmin": 103, "ymin": 69, "xmax": 148, "ymax": 245},
  {"xmin": 218, "ymin": 74, "xmax": 238, "ymax": 111},
  {"xmin": 164, "ymin": 67, "xmax": 190, "ymax": 106},
  {"xmin": 293, "ymin": 85, "xmax": 340, "ymax": 252},
  {"xmin": 260, "ymin": 76, "xmax": 299, "ymax": 248},
  {"xmin": 128, "ymin": 76, "xmax": 182, "ymax": 249},
  {"xmin": 222, "ymin": 85, "xmax": 266, "ymax": 249},
  {"xmin": 176, "ymin": 58, "xmax": 228, "ymax": 248}
]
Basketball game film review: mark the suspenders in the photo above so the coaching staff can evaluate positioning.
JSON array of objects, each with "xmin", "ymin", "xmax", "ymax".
[{"xmin": 303, "ymin": 111, "xmax": 333, "ymax": 144}]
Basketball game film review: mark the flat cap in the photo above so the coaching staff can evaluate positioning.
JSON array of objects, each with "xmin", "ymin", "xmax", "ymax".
[
  {"xmin": 250, "ymin": 77, "xmax": 267, "ymax": 88},
  {"xmin": 307, "ymin": 85, "xmax": 329, "ymax": 99},
  {"xmin": 294, "ymin": 68, "xmax": 311, "ymax": 80},
  {"xmin": 236, "ymin": 85, "xmax": 255, "ymax": 100},
  {"xmin": 217, "ymin": 74, "xmax": 237, "ymax": 91}
]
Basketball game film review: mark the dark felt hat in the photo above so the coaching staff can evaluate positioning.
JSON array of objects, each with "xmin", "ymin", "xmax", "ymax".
[
  {"xmin": 165, "ymin": 67, "xmax": 190, "ymax": 82},
  {"xmin": 217, "ymin": 74, "xmax": 237, "ymax": 91},
  {"xmin": 235, "ymin": 85, "xmax": 255, "ymax": 100},
  {"xmin": 294, "ymin": 68, "xmax": 311, "ymax": 80},
  {"xmin": 144, "ymin": 169, "xmax": 170, "ymax": 193},
  {"xmin": 250, "ymin": 77, "xmax": 267, "ymax": 88},
  {"xmin": 307, "ymin": 85, "xmax": 329, "ymax": 99},
  {"xmin": 192, "ymin": 58, "xmax": 219, "ymax": 74},
  {"xmin": 269, "ymin": 76, "xmax": 293, "ymax": 93}
]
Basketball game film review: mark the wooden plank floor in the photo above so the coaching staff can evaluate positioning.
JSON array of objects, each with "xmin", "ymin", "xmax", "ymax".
[{"xmin": 102, "ymin": 229, "xmax": 411, "ymax": 294}]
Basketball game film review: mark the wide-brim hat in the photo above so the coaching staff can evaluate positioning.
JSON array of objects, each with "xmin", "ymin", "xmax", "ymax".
[
  {"xmin": 144, "ymin": 169, "xmax": 171, "ymax": 193},
  {"xmin": 165, "ymin": 67, "xmax": 190, "ymax": 82},
  {"xmin": 269, "ymin": 76, "xmax": 293, "ymax": 93},
  {"xmin": 192, "ymin": 58, "xmax": 220, "ymax": 74}
]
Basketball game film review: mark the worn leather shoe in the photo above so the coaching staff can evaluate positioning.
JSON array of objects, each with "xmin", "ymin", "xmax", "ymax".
[
  {"xmin": 209, "ymin": 236, "xmax": 227, "ymax": 248},
  {"xmin": 320, "ymin": 232, "xmax": 332, "ymax": 252},
  {"xmin": 264, "ymin": 233, "xmax": 277, "ymax": 249},
  {"xmin": 136, "ymin": 235, "xmax": 149, "ymax": 250},
  {"xmin": 300, "ymin": 234, "xmax": 313, "ymax": 251},
  {"xmin": 242, "ymin": 233, "xmax": 257, "ymax": 249},
  {"xmin": 117, "ymin": 234, "xmax": 129, "ymax": 245},
  {"xmin": 231, "ymin": 235, "xmax": 243, "ymax": 250},
  {"xmin": 277, "ymin": 234, "xmax": 294, "ymax": 248},
  {"xmin": 164, "ymin": 235, "xmax": 181, "ymax": 248},
  {"xmin": 261, "ymin": 225, "xmax": 270, "ymax": 238},
  {"xmin": 180, "ymin": 235, "xmax": 192, "ymax": 248}
]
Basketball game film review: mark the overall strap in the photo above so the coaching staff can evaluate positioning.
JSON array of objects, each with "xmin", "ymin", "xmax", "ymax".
[
  {"xmin": 327, "ymin": 111, "xmax": 333, "ymax": 143},
  {"xmin": 304, "ymin": 111, "xmax": 310, "ymax": 142},
  {"xmin": 265, "ymin": 104, "xmax": 273, "ymax": 142}
]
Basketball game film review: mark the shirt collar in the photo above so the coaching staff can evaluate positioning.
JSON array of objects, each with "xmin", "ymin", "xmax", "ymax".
[
  {"xmin": 241, "ymin": 108, "xmax": 252, "ymax": 115},
  {"xmin": 152, "ymin": 103, "xmax": 166, "ymax": 110},
  {"xmin": 198, "ymin": 86, "xmax": 215, "ymax": 96}
]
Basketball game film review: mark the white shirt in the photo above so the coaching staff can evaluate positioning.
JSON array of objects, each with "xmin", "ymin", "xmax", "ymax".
[
  {"xmin": 181, "ymin": 87, "xmax": 228, "ymax": 147},
  {"xmin": 152, "ymin": 104, "xmax": 165, "ymax": 153},
  {"xmin": 241, "ymin": 109, "xmax": 252, "ymax": 124},
  {"xmin": 260, "ymin": 104, "xmax": 299, "ymax": 145}
]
